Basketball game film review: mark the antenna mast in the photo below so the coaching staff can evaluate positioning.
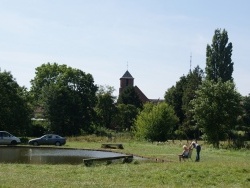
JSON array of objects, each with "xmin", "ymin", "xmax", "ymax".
[{"xmin": 190, "ymin": 53, "xmax": 192, "ymax": 72}]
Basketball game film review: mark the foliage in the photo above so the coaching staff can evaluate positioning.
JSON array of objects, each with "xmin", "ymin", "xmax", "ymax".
[
  {"xmin": 88, "ymin": 124, "xmax": 112, "ymax": 137},
  {"xmin": 95, "ymin": 85, "xmax": 117, "ymax": 129},
  {"xmin": 19, "ymin": 137, "xmax": 29, "ymax": 144},
  {"xmin": 165, "ymin": 76, "xmax": 186, "ymax": 126},
  {"xmin": 241, "ymin": 95, "xmax": 250, "ymax": 139},
  {"xmin": 29, "ymin": 120, "xmax": 48, "ymax": 137},
  {"xmin": 164, "ymin": 66, "xmax": 203, "ymax": 139},
  {"xmin": 1, "ymin": 140, "xmax": 250, "ymax": 188},
  {"xmin": 117, "ymin": 86, "xmax": 143, "ymax": 109},
  {"xmin": 114, "ymin": 86, "xmax": 142, "ymax": 131},
  {"xmin": 133, "ymin": 102, "xmax": 154, "ymax": 140},
  {"xmin": 134, "ymin": 102, "xmax": 178, "ymax": 141},
  {"xmin": 181, "ymin": 66, "xmax": 204, "ymax": 139},
  {"xmin": 0, "ymin": 70, "xmax": 32, "ymax": 135},
  {"xmin": 191, "ymin": 80, "xmax": 242, "ymax": 148},
  {"xmin": 206, "ymin": 28, "xmax": 234, "ymax": 82},
  {"xmin": 113, "ymin": 104, "xmax": 138, "ymax": 131},
  {"xmin": 30, "ymin": 63, "xmax": 98, "ymax": 136}
]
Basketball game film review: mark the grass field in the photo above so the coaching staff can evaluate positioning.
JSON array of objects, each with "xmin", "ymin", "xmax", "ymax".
[{"xmin": 0, "ymin": 136, "xmax": 250, "ymax": 188}]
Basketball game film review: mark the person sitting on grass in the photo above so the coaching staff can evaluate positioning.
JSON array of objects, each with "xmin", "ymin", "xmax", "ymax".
[{"xmin": 178, "ymin": 145, "xmax": 190, "ymax": 162}]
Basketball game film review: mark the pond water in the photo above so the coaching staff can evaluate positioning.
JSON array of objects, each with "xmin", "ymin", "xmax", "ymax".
[{"xmin": 0, "ymin": 146, "xmax": 131, "ymax": 165}]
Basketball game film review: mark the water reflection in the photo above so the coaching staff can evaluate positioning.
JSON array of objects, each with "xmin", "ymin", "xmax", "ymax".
[{"xmin": 0, "ymin": 147, "xmax": 128, "ymax": 165}]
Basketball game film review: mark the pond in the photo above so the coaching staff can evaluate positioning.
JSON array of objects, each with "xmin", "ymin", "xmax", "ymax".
[{"xmin": 0, "ymin": 146, "xmax": 133, "ymax": 165}]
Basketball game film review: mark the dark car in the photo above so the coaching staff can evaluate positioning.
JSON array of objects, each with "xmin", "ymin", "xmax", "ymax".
[{"xmin": 28, "ymin": 134, "xmax": 66, "ymax": 146}]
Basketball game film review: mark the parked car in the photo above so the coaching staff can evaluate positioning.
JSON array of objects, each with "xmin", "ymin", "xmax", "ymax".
[
  {"xmin": 28, "ymin": 134, "xmax": 66, "ymax": 146},
  {"xmin": 0, "ymin": 131, "xmax": 21, "ymax": 145}
]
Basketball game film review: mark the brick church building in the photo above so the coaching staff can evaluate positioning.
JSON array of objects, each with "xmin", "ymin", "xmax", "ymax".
[{"xmin": 119, "ymin": 70, "xmax": 162, "ymax": 103}]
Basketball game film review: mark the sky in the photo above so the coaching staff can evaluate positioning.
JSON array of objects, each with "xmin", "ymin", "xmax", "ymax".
[{"xmin": 1, "ymin": 0, "xmax": 250, "ymax": 99}]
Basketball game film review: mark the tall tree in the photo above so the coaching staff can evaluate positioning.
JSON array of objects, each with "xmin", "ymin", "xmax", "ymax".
[
  {"xmin": 95, "ymin": 85, "xmax": 117, "ymax": 129},
  {"xmin": 191, "ymin": 80, "xmax": 241, "ymax": 148},
  {"xmin": 164, "ymin": 75, "xmax": 187, "ymax": 126},
  {"xmin": 30, "ymin": 63, "xmax": 98, "ymax": 135},
  {"xmin": 0, "ymin": 70, "xmax": 31, "ymax": 135},
  {"xmin": 182, "ymin": 66, "xmax": 204, "ymax": 139},
  {"xmin": 164, "ymin": 66, "xmax": 204, "ymax": 139},
  {"xmin": 206, "ymin": 29, "xmax": 234, "ymax": 82}
]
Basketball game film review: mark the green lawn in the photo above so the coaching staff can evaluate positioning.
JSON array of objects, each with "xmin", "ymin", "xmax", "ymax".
[{"xmin": 0, "ymin": 138, "xmax": 249, "ymax": 188}]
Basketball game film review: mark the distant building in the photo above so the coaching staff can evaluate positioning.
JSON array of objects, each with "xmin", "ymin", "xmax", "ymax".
[{"xmin": 119, "ymin": 70, "xmax": 164, "ymax": 104}]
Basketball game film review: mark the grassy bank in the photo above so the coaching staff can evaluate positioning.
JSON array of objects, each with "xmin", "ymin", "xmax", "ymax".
[{"xmin": 0, "ymin": 137, "xmax": 250, "ymax": 188}]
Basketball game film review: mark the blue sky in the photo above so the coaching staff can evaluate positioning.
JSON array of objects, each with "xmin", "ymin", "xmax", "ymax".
[{"xmin": 1, "ymin": 0, "xmax": 250, "ymax": 99}]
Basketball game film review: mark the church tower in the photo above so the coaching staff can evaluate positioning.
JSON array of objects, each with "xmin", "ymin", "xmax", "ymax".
[{"xmin": 119, "ymin": 70, "xmax": 134, "ymax": 95}]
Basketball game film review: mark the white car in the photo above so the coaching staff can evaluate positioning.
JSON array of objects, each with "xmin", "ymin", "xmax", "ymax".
[{"xmin": 0, "ymin": 131, "xmax": 21, "ymax": 145}]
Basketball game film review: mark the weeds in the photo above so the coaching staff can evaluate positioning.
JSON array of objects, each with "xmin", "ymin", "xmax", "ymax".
[{"xmin": 0, "ymin": 136, "xmax": 249, "ymax": 188}]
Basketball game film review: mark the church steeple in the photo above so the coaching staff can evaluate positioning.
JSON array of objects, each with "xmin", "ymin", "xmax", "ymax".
[{"xmin": 119, "ymin": 70, "xmax": 134, "ymax": 95}]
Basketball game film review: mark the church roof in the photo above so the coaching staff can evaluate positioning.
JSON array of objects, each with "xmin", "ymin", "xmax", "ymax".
[{"xmin": 121, "ymin": 70, "xmax": 133, "ymax": 79}]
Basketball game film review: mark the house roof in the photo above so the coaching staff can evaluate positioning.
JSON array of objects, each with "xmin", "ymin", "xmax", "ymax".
[
  {"xmin": 121, "ymin": 70, "xmax": 133, "ymax": 79},
  {"xmin": 134, "ymin": 85, "xmax": 149, "ymax": 103}
]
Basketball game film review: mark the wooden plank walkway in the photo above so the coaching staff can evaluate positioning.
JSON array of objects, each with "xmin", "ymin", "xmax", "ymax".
[
  {"xmin": 83, "ymin": 155, "xmax": 133, "ymax": 166},
  {"xmin": 101, "ymin": 143, "xmax": 124, "ymax": 149}
]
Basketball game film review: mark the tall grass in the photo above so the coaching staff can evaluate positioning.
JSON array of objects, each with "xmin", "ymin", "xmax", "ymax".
[{"xmin": 0, "ymin": 135, "xmax": 250, "ymax": 188}]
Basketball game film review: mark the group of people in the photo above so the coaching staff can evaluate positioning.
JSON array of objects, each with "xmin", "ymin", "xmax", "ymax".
[{"xmin": 178, "ymin": 141, "xmax": 201, "ymax": 162}]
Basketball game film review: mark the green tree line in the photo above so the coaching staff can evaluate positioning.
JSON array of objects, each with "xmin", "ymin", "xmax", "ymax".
[{"xmin": 1, "ymin": 29, "xmax": 250, "ymax": 148}]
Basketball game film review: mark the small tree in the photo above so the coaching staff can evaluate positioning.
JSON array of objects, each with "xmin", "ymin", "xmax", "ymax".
[
  {"xmin": 241, "ymin": 95, "xmax": 250, "ymax": 139},
  {"xmin": 117, "ymin": 86, "xmax": 143, "ymax": 109},
  {"xmin": 113, "ymin": 104, "xmax": 138, "ymax": 131},
  {"xmin": 134, "ymin": 102, "xmax": 178, "ymax": 142}
]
